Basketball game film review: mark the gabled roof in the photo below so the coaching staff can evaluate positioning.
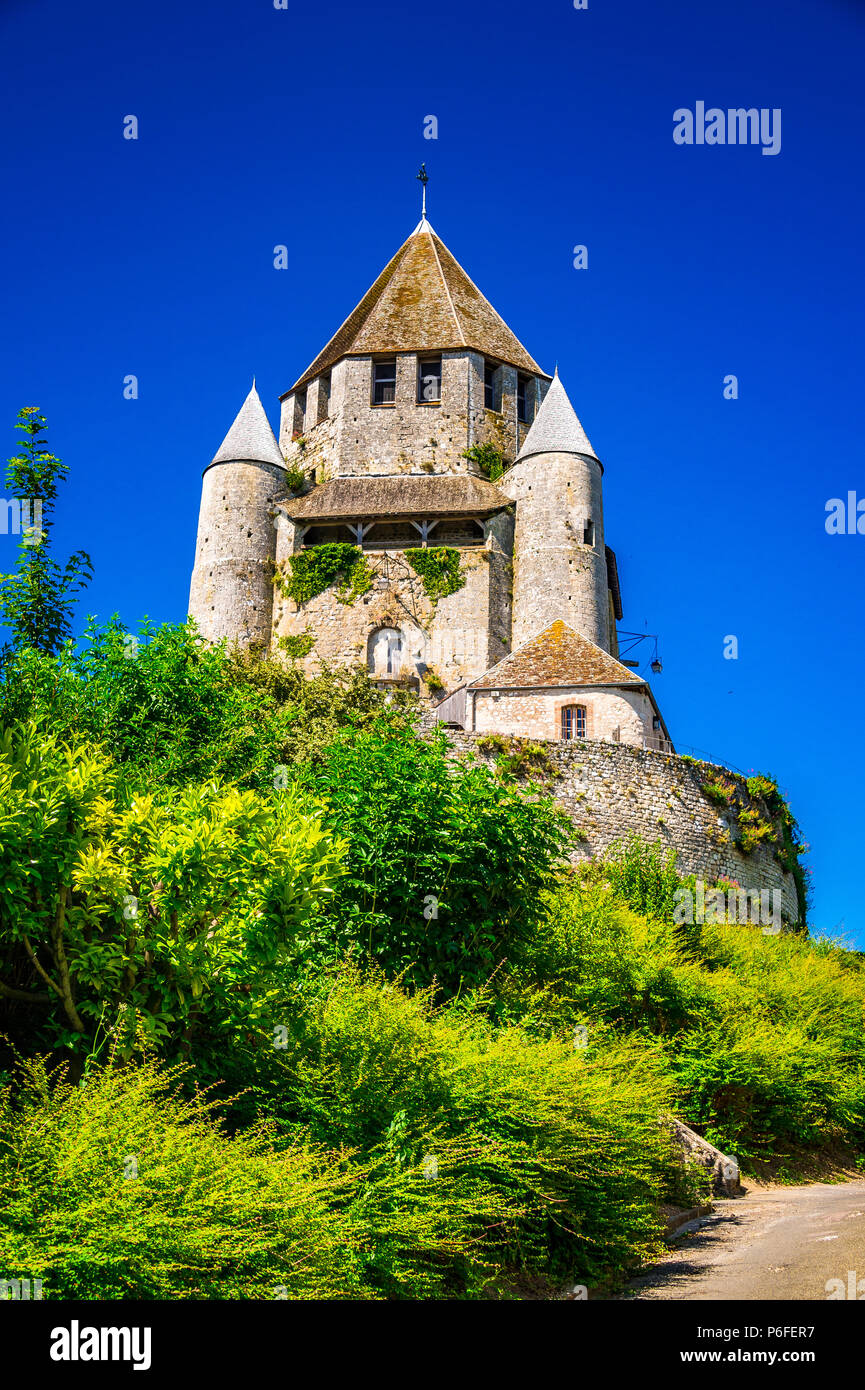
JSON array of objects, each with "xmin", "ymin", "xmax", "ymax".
[
  {"xmin": 515, "ymin": 369, "xmax": 599, "ymax": 464},
  {"xmin": 287, "ymin": 222, "xmax": 547, "ymax": 394},
  {"xmin": 469, "ymin": 620, "xmax": 643, "ymax": 690},
  {"xmin": 278, "ymin": 473, "xmax": 509, "ymax": 521},
  {"xmin": 210, "ymin": 383, "xmax": 285, "ymax": 468}
]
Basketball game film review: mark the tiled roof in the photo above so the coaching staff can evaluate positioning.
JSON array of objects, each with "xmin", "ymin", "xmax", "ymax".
[
  {"xmin": 469, "ymin": 621, "xmax": 643, "ymax": 689},
  {"xmin": 210, "ymin": 383, "xmax": 285, "ymax": 468},
  {"xmin": 278, "ymin": 473, "xmax": 510, "ymax": 521},
  {"xmin": 288, "ymin": 223, "xmax": 547, "ymax": 393},
  {"xmin": 515, "ymin": 370, "xmax": 598, "ymax": 463}
]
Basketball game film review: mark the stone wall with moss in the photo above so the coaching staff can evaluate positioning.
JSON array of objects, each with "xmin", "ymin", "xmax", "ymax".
[
  {"xmin": 439, "ymin": 732, "xmax": 804, "ymax": 925},
  {"xmin": 270, "ymin": 530, "xmax": 514, "ymax": 693}
]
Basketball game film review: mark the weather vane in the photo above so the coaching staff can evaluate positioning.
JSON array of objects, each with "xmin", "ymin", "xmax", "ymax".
[{"xmin": 416, "ymin": 163, "xmax": 428, "ymax": 220}]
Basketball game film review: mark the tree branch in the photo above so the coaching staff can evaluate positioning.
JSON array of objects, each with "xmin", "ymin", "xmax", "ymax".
[{"xmin": 0, "ymin": 977, "xmax": 52, "ymax": 1004}]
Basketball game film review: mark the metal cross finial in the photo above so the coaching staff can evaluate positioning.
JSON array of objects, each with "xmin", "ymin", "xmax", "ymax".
[{"xmin": 416, "ymin": 163, "xmax": 428, "ymax": 219}]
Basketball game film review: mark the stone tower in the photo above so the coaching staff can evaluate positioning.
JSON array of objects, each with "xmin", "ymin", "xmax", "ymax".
[
  {"xmin": 499, "ymin": 371, "xmax": 614, "ymax": 653},
  {"xmin": 188, "ymin": 383, "xmax": 285, "ymax": 648}
]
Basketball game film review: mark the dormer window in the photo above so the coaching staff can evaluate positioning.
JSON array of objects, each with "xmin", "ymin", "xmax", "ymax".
[
  {"xmin": 417, "ymin": 357, "xmax": 441, "ymax": 404},
  {"xmin": 517, "ymin": 374, "xmax": 532, "ymax": 423},
  {"xmin": 372, "ymin": 358, "xmax": 397, "ymax": 405},
  {"xmin": 484, "ymin": 360, "xmax": 499, "ymax": 410}
]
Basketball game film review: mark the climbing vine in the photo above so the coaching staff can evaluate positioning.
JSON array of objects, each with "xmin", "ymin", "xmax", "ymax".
[
  {"xmin": 277, "ymin": 543, "xmax": 372, "ymax": 605},
  {"xmin": 404, "ymin": 547, "xmax": 465, "ymax": 605},
  {"xmin": 336, "ymin": 552, "xmax": 376, "ymax": 606},
  {"xmin": 461, "ymin": 442, "xmax": 505, "ymax": 482},
  {"xmin": 278, "ymin": 630, "xmax": 316, "ymax": 659}
]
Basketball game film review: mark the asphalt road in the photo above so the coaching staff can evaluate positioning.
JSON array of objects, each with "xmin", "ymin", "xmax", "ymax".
[{"xmin": 622, "ymin": 1182, "xmax": 865, "ymax": 1300}]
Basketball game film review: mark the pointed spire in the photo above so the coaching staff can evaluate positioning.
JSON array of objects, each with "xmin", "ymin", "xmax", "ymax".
[
  {"xmin": 289, "ymin": 223, "xmax": 545, "ymax": 394},
  {"xmin": 516, "ymin": 371, "xmax": 599, "ymax": 464},
  {"xmin": 211, "ymin": 383, "xmax": 284, "ymax": 468}
]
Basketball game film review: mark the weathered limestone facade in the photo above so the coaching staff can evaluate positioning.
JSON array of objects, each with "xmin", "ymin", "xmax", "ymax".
[
  {"xmin": 189, "ymin": 212, "xmax": 668, "ymax": 739},
  {"xmin": 442, "ymin": 733, "xmax": 801, "ymax": 925},
  {"xmin": 188, "ymin": 386, "xmax": 286, "ymax": 648},
  {"xmin": 279, "ymin": 352, "xmax": 547, "ymax": 483},
  {"xmin": 500, "ymin": 447, "xmax": 610, "ymax": 652},
  {"xmin": 470, "ymin": 684, "xmax": 661, "ymax": 746}
]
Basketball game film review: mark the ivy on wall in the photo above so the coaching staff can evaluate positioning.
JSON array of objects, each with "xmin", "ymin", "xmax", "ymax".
[
  {"xmin": 461, "ymin": 442, "xmax": 505, "ymax": 482},
  {"xmin": 404, "ymin": 547, "xmax": 465, "ymax": 605},
  {"xmin": 277, "ymin": 543, "xmax": 373, "ymax": 605},
  {"xmin": 278, "ymin": 630, "xmax": 316, "ymax": 659}
]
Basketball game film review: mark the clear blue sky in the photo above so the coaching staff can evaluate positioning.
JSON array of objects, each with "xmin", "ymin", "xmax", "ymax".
[{"xmin": 1, "ymin": 0, "xmax": 863, "ymax": 942}]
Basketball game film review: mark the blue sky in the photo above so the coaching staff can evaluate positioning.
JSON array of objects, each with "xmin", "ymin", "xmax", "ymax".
[{"xmin": 1, "ymin": 0, "xmax": 863, "ymax": 941}]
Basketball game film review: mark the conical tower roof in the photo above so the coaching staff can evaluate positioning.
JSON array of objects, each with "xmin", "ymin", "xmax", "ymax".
[
  {"xmin": 516, "ymin": 369, "xmax": 599, "ymax": 463},
  {"xmin": 289, "ymin": 222, "xmax": 547, "ymax": 393},
  {"xmin": 211, "ymin": 383, "xmax": 284, "ymax": 468}
]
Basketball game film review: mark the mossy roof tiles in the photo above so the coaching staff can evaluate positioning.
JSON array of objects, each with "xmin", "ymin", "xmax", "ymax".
[
  {"xmin": 469, "ymin": 620, "xmax": 643, "ymax": 689},
  {"xmin": 288, "ymin": 223, "xmax": 546, "ymax": 393},
  {"xmin": 278, "ymin": 473, "xmax": 510, "ymax": 521}
]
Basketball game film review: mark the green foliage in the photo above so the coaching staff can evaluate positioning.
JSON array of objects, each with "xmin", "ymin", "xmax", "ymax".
[
  {"xmin": 278, "ymin": 544, "xmax": 371, "ymax": 605},
  {"xmin": 220, "ymin": 963, "xmax": 682, "ymax": 1288},
  {"xmin": 302, "ymin": 724, "xmax": 571, "ymax": 993},
  {"xmin": 0, "ymin": 408, "xmax": 92, "ymax": 658},
  {"xmin": 461, "ymin": 442, "xmax": 505, "ymax": 482},
  {"xmin": 506, "ymin": 876, "xmax": 865, "ymax": 1167},
  {"xmin": 0, "ymin": 721, "xmax": 345, "ymax": 1062},
  {"xmin": 0, "ymin": 618, "xmax": 399, "ymax": 788},
  {"xmin": 283, "ymin": 466, "xmax": 306, "ymax": 493},
  {"xmin": 0, "ymin": 1052, "xmax": 366, "ymax": 1299},
  {"xmin": 335, "ymin": 551, "xmax": 376, "ymax": 606},
  {"xmin": 737, "ymin": 807, "xmax": 773, "ymax": 854},
  {"xmin": 602, "ymin": 834, "xmax": 682, "ymax": 920},
  {"xmin": 404, "ymin": 546, "xmax": 465, "ymax": 604},
  {"xmin": 702, "ymin": 775, "xmax": 736, "ymax": 808},
  {"xmin": 278, "ymin": 630, "xmax": 316, "ymax": 660}
]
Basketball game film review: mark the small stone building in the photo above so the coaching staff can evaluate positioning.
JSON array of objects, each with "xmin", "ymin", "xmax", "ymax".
[
  {"xmin": 188, "ymin": 210, "xmax": 672, "ymax": 748},
  {"xmin": 434, "ymin": 620, "xmax": 672, "ymax": 751}
]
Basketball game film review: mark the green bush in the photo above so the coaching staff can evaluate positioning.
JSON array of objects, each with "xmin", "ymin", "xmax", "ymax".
[
  {"xmin": 217, "ymin": 963, "xmax": 684, "ymax": 1288},
  {"xmin": 303, "ymin": 724, "xmax": 571, "ymax": 992},
  {"xmin": 0, "ymin": 619, "xmax": 400, "ymax": 789},
  {"xmin": 0, "ymin": 1052, "xmax": 365, "ymax": 1299},
  {"xmin": 0, "ymin": 721, "xmax": 345, "ymax": 1064}
]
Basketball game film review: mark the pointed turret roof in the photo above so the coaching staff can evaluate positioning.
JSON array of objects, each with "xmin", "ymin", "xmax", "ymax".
[
  {"xmin": 469, "ymin": 621, "xmax": 641, "ymax": 690},
  {"xmin": 516, "ymin": 369, "xmax": 599, "ymax": 464},
  {"xmin": 211, "ymin": 383, "xmax": 284, "ymax": 468},
  {"xmin": 288, "ymin": 222, "xmax": 547, "ymax": 394}
]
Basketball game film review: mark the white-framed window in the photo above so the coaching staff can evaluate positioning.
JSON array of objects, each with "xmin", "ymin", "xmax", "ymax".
[{"xmin": 561, "ymin": 704, "xmax": 587, "ymax": 740}]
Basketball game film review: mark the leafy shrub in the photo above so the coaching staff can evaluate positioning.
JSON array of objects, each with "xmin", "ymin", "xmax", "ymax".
[
  {"xmin": 603, "ymin": 834, "xmax": 681, "ymax": 920},
  {"xmin": 0, "ymin": 1052, "xmax": 364, "ymax": 1299},
  {"xmin": 221, "ymin": 963, "xmax": 684, "ymax": 1288},
  {"xmin": 0, "ymin": 619, "xmax": 400, "ymax": 789},
  {"xmin": 0, "ymin": 721, "xmax": 345, "ymax": 1063},
  {"xmin": 303, "ymin": 724, "xmax": 571, "ymax": 992}
]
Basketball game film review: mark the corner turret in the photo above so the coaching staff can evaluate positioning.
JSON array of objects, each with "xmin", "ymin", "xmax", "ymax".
[
  {"xmin": 499, "ymin": 371, "xmax": 614, "ymax": 651},
  {"xmin": 188, "ymin": 383, "xmax": 285, "ymax": 649}
]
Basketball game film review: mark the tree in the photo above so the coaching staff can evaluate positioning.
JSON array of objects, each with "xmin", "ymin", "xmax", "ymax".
[{"xmin": 0, "ymin": 407, "xmax": 92, "ymax": 659}]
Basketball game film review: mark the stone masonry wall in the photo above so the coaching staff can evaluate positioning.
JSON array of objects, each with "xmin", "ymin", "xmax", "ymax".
[
  {"xmin": 271, "ymin": 538, "xmax": 513, "ymax": 692},
  {"xmin": 441, "ymin": 733, "xmax": 801, "ymax": 924},
  {"xmin": 499, "ymin": 449, "xmax": 611, "ymax": 652},
  {"xmin": 279, "ymin": 352, "xmax": 546, "ymax": 481}
]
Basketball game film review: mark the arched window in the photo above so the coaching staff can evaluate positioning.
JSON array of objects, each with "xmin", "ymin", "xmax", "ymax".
[
  {"xmin": 368, "ymin": 627, "xmax": 403, "ymax": 678},
  {"xmin": 561, "ymin": 704, "xmax": 587, "ymax": 740}
]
